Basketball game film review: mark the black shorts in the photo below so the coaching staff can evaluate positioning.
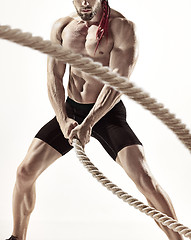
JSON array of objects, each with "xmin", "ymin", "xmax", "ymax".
[{"xmin": 35, "ymin": 98, "xmax": 142, "ymax": 160}]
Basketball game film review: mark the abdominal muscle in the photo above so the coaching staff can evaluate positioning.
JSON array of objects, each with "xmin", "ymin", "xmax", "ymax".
[
  {"xmin": 67, "ymin": 66, "xmax": 104, "ymax": 104},
  {"xmin": 62, "ymin": 17, "xmax": 114, "ymax": 104}
]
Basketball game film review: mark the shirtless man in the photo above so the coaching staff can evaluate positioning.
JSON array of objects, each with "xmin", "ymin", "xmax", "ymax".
[{"xmin": 6, "ymin": 0, "xmax": 183, "ymax": 239}]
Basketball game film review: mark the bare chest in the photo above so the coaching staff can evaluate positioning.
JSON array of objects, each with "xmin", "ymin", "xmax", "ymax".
[{"xmin": 62, "ymin": 21, "xmax": 113, "ymax": 58}]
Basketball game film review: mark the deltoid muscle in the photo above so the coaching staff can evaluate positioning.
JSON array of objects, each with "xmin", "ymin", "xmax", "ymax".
[{"xmin": 0, "ymin": 25, "xmax": 191, "ymax": 239}]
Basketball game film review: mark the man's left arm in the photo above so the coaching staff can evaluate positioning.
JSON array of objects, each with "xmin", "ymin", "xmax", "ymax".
[{"xmin": 69, "ymin": 18, "xmax": 138, "ymax": 146}]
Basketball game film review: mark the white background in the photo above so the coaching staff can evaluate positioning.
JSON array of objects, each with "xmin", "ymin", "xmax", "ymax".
[{"xmin": 0, "ymin": 0, "xmax": 191, "ymax": 239}]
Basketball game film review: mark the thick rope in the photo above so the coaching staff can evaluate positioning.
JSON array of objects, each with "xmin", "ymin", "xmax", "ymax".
[
  {"xmin": 73, "ymin": 138, "xmax": 191, "ymax": 239},
  {"xmin": 0, "ymin": 25, "xmax": 191, "ymax": 238},
  {"xmin": 0, "ymin": 25, "xmax": 190, "ymax": 152}
]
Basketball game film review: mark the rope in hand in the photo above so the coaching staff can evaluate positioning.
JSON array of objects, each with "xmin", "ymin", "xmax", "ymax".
[
  {"xmin": 0, "ymin": 25, "xmax": 191, "ymax": 238},
  {"xmin": 0, "ymin": 25, "xmax": 190, "ymax": 153}
]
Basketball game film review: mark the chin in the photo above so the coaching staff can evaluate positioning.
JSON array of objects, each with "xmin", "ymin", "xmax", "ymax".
[{"xmin": 81, "ymin": 13, "xmax": 94, "ymax": 21}]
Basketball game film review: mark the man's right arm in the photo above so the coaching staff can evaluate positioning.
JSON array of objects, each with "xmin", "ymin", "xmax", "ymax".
[{"xmin": 47, "ymin": 17, "xmax": 78, "ymax": 139}]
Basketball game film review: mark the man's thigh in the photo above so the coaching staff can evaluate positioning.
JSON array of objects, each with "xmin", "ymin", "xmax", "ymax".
[
  {"xmin": 92, "ymin": 101, "xmax": 142, "ymax": 161},
  {"xmin": 35, "ymin": 117, "xmax": 73, "ymax": 156}
]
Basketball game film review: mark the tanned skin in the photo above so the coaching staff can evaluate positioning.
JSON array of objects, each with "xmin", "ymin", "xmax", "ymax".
[{"xmin": 10, "ymin": 0, "xmax": 183, "ymax": 239}]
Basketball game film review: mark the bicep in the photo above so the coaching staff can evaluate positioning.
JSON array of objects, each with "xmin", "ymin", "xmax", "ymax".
[
  {"xmin": 47, "ymin": 18, "xmax": 70, "ymax": 79},
  {"xmin": 109, "ymin": 45, "xmax": 138, "ymax": 77},
  {"xmin": 47, "ymin": 56, "xmax": 66, "ymax": 80},
  {"xmin": 110, "ymin": 19, "xmax": 138, "ymax": 77}
]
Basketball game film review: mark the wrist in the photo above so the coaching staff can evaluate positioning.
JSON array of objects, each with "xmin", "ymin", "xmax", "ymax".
[
  {"xmin": 82, "ymin": 116, "xmax": 95, "ymax": 128},
  {"xmin": 56, "ymin": 114, "xmax": 68, "ymax": 124}
]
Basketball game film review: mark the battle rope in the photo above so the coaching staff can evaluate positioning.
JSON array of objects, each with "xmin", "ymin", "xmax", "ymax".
[
  {"xmin": 73, "ymin": 138, "xmax": 191, "ymax": 239},
  {"xmin": 0, "ymin": 25, "xmax": 190, "ymax": 152},
  {"xmin": 0, "ymin": 25, "xmax": 190, "ymax": 153},
  {"xmin": 0, "ymin": 25, "xmax": 191, "ymax": 238}
]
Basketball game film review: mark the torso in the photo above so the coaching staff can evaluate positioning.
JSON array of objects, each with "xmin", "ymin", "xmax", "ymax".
[{"xmin": 60, "ymin": 9, "xmax": 123, "ymax": 103}]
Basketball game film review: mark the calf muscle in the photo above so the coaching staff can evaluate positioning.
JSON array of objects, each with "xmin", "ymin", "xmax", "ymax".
[{"xmin": 12, "ymin": 138, "xmax": 61, "ymax": 240}]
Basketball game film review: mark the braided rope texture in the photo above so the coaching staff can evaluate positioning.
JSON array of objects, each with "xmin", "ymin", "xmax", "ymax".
[
  {"xmin": 0, "ymin": 25, "xmax": 190, "ymax": 152},
  {"xmin": 73, "ymin": 139, "xmax": 191, "ymax": 239},
  {"xmin": 0, "ymin": 25, "xmax": 191, "ymax": 238}
]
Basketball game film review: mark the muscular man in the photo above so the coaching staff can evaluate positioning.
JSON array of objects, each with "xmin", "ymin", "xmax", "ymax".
[{"xmin": 6, "ymin": 0, "xmax": 183, "ymax": 239}]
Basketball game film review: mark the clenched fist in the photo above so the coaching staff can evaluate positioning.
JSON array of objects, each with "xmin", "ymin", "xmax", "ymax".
[{"xmin": 69, "ymin": 123, "xmax": 92, "ymax": 148}]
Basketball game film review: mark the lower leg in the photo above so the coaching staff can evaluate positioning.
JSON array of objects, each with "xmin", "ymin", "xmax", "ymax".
[
  {"xmin": 12, "ymin": 181, "xmax": 36, "ymax": 240},
  {"xmin": 9, "ymin": 139, "xmax": 62, "ymax": 240},
  {"xmin": 143, "ymin": 183, "xmax": 183, "ymax": 240},
  {"xmin": 117, "ymin": 145, "xmax": 183, "ymax": 240}
]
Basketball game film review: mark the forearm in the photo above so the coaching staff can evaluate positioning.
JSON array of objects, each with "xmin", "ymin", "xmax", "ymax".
[
  {"xmin": 47, "ymin": 54, "xmax": 68, "ymax": 123},
  {"xmin": 82, "ymin": 85, "xmax": 122, "ymax": 127},
  {"xmin": 47, "ymin": 73, "xmax": 67, "ymax": 124},
  {"xmin": 82, "ymin": 21, "xmax": 138, "ymax": 128}
]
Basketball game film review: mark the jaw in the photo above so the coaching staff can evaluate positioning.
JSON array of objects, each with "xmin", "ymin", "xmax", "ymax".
[
  {"xmin": 75, "ymin": 1, "xmax": 102, "ymax": 22},
  {"xmin": 78, "ymin": 11, "xmax": 95, "ymax": 21}
]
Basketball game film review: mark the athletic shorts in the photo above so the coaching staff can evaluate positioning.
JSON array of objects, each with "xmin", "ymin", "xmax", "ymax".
[{"xmin": 35, "ymin": 98, "xmax": 142, "ymax": 160}]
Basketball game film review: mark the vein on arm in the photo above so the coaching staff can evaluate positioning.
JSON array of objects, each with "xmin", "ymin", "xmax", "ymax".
[{"xmin": 82, "ymin": 17, "xmax": 139, "ymax": 127}]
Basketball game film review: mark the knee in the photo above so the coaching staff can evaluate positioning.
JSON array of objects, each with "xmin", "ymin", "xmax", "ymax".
[
  {"xmin": 17, "ymin": 165, "xmax": 32, "ymax": 182},
  {"xmin": 16, "ymin": 159, "xmax": 38, "ymax": 189}
]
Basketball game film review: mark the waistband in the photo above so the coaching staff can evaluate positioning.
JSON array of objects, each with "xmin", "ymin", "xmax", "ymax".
[{"xmin": 66, "ymin": 97, "xmax": 95, "ymax": 111}]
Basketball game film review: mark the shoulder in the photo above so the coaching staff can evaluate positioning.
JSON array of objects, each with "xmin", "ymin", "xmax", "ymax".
[
  {"xmin": 110, "ymin": 9, "xmax": 136, "ymax": 39},
  {"xmin": 50, "ymin": 15, "xmax": 74, "ymax": 43}
]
